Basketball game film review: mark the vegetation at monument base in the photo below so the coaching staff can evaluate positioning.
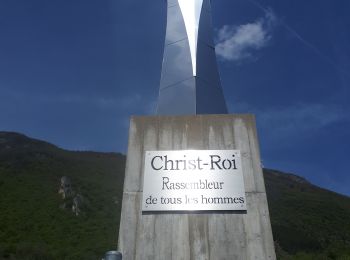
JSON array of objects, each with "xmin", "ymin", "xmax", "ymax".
[{"xmin": 0, "ymin": 132, "xmax": 349, "ymax": 259}]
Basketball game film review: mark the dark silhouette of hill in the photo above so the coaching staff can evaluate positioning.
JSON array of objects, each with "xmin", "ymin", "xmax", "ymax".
[{"xmin": 0, "ymin": 131, "xmax": 349, "ymax": 259}]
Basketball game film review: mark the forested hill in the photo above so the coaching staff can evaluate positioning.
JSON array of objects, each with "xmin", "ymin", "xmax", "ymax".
[
  {"xmin": 0, "ymin": 131, "xmax": 349, "ymax": 259},
  {"xmin": 0, "ymin": 132, "xmax": 126, "ymax": 259},
  {"xmin": 264, "ymin": 168, "xmax": 350, "ymax": 258}
]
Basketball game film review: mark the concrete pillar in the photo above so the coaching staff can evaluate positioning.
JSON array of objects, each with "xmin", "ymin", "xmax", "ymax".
[{"xmin": 118, "ymin": 115, "xmax": 276, "ymax": 260}]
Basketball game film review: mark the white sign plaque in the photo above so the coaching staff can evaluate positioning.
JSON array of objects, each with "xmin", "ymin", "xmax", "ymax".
[{"xmin": 142, "ymin": 150, "xmax": 246, "ymax": 212}]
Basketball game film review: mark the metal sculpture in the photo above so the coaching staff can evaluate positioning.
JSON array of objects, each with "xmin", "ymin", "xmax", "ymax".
[{"xmin": 157, "ymin": 0, "xmax": 228, "ymax": 115}]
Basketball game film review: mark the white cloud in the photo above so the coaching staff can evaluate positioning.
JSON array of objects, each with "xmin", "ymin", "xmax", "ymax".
[
  {"xmin": 3, "ymin": 88, "xmax": 151, "ymax": 113},
  {"xmin": 216, "ymin": 10, "xmax": 276, "ymax": 62},
  {"xmin": 230, "ymin": 102, "xmax": 347, "ymax": 141},
  {"xmin": 259, "ymin": 103, "xmax": 345, "ymax": 135},
  {"xmin": 60, "ymin": 93, "xmax": 149, "ymax": 112}
]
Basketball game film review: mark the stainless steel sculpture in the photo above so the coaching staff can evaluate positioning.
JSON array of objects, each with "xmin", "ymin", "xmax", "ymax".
[{"xmin": 157, "ymin": 0, "xmax": 228, "ymax": 115}]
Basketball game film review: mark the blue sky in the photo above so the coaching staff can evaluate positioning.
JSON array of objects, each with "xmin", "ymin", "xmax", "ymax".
[{"xmin": 0, "ymin": 0, "xmax": 349, "ymax": 196}]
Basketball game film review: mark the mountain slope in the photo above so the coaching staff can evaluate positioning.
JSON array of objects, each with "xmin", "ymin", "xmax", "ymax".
[
  {"xmin": 0, "ymin": 132, "xmax": 125, "ymax": 259},
  {"xmin": 0, "ymin": 132, "xmax": 349, "ymax": 259},
  {"xmin": 264, "ymin": 169, "xmax": 350, "ymax": 259}
]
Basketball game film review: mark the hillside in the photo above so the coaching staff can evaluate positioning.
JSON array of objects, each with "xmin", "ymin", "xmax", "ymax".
[
  {"xmin": 264, "ymin": 169, "xmax": 350, "ymax": 259},
  {"xmin": 0, "ymin": 132, "xmax": 349, "ymax": 259},
  {"xmin": 0, "ymin": 132, "xmax": 125, "ymax": 259}
]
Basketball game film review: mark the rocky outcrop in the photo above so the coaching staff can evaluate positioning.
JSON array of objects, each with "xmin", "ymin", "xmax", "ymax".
[
  {"xmin": 58, "ymin": 176, "xmax": 86, "ymax": 216},
  {"xmin": 58, "ymin": 176, "xmax": 73, "ymax": 199},
  {"xmin": 72, "ymin": 194, "xmax": 85, "ymax": 216}
]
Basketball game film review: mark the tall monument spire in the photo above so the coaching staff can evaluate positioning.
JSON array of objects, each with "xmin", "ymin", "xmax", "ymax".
[{"xmin": 157, "ymin": 0, "xmax": 228, "ymax": 115}]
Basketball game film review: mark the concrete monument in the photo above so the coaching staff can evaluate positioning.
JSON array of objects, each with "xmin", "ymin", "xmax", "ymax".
[{"xmin": 118, "ymin": 1, "xmax": 276, "ymax": 259}]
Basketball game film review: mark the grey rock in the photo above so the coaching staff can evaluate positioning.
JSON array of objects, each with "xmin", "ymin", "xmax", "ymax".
[
  {"xmin": 58, "ymin": 176, "xmax": 73, "ymax": 199},
  {"xmin": 72, "ymin": 194, "xmax": 84, "ymax": 216},
  {"xmin": 58, "ymin": 176, "xmax": 87, "ymax": 216}
]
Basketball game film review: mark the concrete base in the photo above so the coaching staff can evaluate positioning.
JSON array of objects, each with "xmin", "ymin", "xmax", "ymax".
[{"xmin": 118, "ymin": 115, "xmax": 276, "ymax": 260}]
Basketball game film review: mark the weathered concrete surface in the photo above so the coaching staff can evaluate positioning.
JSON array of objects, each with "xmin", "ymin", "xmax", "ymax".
[{"xmin": 118, "ymin": 115, "xmax": 276, "ymax": 260}]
